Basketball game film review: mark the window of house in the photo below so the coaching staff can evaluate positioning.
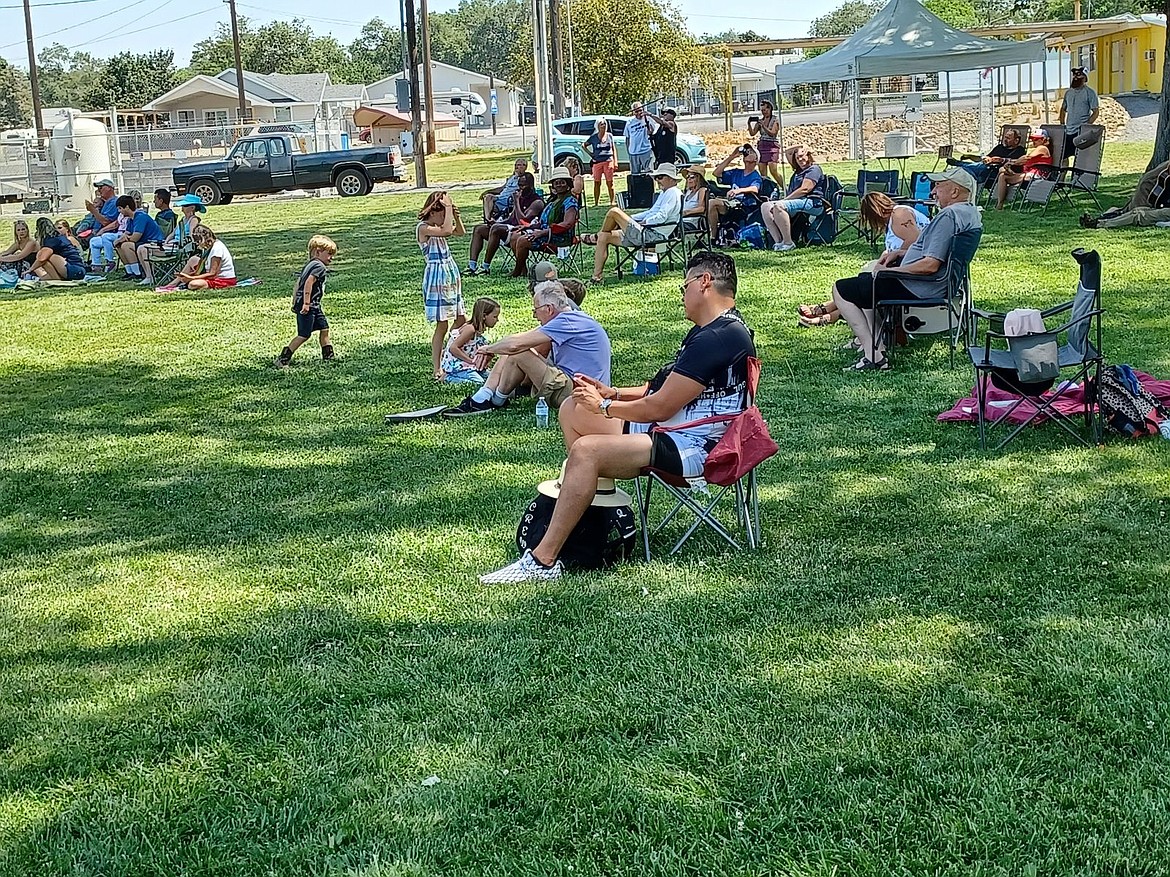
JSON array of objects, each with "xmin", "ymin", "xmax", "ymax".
[
  {"xmin": 273, "ymin": 107, "xmax": 292, "ymax": 122},
  {"xmin": 1147, "ymin": 49, "xmax": 1158, "ymax": 75},
  {"xmin": 176, "ymin": 110, "xmax": 196, "ymax": 127},
  {"xmin": 205, "ymin": 110, "xmax": 229, "ymax": 127},
  {"xmin": 1111, "ymin": 41, "xmax": 1123, "ymax": 74},
  {"xmin": 1077, "ymin": 44, "xmax": 1097, "ymax": 72}
]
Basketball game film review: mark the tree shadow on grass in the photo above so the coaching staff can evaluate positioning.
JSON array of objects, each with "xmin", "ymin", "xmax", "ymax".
[{"xmin": 1, "ymin": 577, "xmax": 1168, "ymax": 876}]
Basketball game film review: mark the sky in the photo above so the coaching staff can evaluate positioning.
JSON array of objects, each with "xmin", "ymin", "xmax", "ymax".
[{"xmin": 0, "ymin": 0, "xmax": 841, "ymax": 70}]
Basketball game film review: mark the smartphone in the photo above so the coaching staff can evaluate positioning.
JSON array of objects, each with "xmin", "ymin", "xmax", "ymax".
[{"xmin": 748, "ymin": 116, "xmax": 759, "ymax": 124}]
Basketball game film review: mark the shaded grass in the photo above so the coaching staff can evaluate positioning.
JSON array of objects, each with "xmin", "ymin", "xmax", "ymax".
[{"xmin": 1, "ymin": 141, "xmax": 1169, "ymax": 876}]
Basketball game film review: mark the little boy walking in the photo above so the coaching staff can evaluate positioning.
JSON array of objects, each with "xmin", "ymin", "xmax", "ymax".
[{"xmin": 276, "ymin": 235, "xmax": 337, "ymax": 367}]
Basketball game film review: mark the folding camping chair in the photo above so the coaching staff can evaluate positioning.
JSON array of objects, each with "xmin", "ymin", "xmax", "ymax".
[
  {"xmin": 789, "ymin": 175, "xmax": 841, "ymax": 247},
  {"xmin": 956, "ymin": 124, "xmax": 1031, "ymax": 205},
  {"xmin": 682, "ymin": 215, "xmax": 710, "ymax": 257},
  {"xmin": 613, "ymin": 214, "xmax": 686, "ymax": 279},
  {"xmin": 967, "ymin": 248, "xmax": 1103, "ymax": 450},
  {"xmin": 146, "ymin": 240, "xmax": 197, "ymax": 288},
  {"xmin": 631, "ymin": 356, "xmax": 774, "ymax": 559},
  {"xmin": 1048, "ymin": 125, "xmax": 1106, "ymax": 213},
  {"xmin": 874, "ymin": 227, "xmax": 983, "ymax": 368},
  {"xmin": 838, "ymin": 170, "xmax": 900, "ymax": 244}
]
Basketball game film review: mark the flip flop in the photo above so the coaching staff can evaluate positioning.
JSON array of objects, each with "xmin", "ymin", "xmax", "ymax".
[
  {"xmin": 581, "ymin": 234, "xmax": 599, "ymax": 246},
  {"xmin": 588, "ymin": 276, "xmax": 604, "ymax": 285},
  {"xmin": 797, "ymin": 314, "xmax": 833, "ymax": 328},
  {"xmin": 797, "ymin": 303, "xmax": 828, "ymax": 319}
]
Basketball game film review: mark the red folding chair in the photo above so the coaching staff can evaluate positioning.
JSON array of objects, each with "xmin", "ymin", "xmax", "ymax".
[{"xmin": 631, "ymin": 357, "xmax": 776, "ymax": 560}]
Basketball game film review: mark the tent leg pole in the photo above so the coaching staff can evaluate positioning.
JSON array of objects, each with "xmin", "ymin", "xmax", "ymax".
[
  {"xmin": 1042, "ymin": 52, "xmax": 1050, "ymax": 122},
  {"xmin": 945, "ymin": 72, "xmax": 953, "ymax": 151}
]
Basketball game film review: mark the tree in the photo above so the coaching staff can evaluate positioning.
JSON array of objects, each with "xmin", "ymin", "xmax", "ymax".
[
  {"xmin": 37, "ymin": 44, "xmax": 105, "ymax": 111},
  {"xmin": 567, "ymin": 0, "xmax": 716, "ymax": 112},
  {"xmin": 0, "ymin": 59, "xmax": 32, "ymax": 127},
  {"xmin": 1145, "ymin": 0, "xmax": 1168, "ymax": 169},
  {"xmin": 188, "ymin": 17, "xmax": 354, "ymax": 82},
  {"xmin": 426, "ymin": 0, "xmax": 529, "ymax": 87},
  {"xmin": 347, "ymin": 17, "xmax": 403, "ymax": 84},
  {"xmin": 809, "ymin": 0, "xmax": 882, "ymax": 37},
  {"xmin": 87, "ymin": 50, "xmax": 178, "ymax": 110}
]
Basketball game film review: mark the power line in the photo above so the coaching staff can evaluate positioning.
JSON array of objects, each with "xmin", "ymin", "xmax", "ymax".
[
  {"xmin": 236, "ymin": 2, "xmax": 377, "ymax": 28},
  {"xmin": 0, "ymin": 0, "xmax": 156, "ymax": 50},
  {"xmin": 0, "ymin": 0, "xmax": 101, "ymax": 8}
]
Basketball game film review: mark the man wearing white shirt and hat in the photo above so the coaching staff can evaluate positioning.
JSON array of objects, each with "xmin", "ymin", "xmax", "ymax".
[{"xmin": 583, "ymin": 163, "xmax": 683, "ymax": 284}]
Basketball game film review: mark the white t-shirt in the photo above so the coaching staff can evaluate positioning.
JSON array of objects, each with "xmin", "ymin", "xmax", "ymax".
[{"xmin": 204, "ymin": 239, "xmax": 236, "ymax": 278}]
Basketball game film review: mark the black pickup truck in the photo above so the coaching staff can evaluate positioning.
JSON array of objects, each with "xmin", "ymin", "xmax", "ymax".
[{"xmin": 172, "ymin": 134, "xmax": 406, "ymax": 205}]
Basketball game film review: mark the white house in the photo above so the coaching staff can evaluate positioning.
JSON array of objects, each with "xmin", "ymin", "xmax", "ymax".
[
  {"xmin": 366, "ymin": 61, "xmax": 524, "ymax": 127},
  {"xmin": 143, "ymin": 70, "xmax": 369, "ymax": 132}
]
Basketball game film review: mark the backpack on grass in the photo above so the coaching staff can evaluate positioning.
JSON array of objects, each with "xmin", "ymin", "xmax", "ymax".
[
  {"xmin": 516, "ymin": 494, "xmax": 636, "ymax": 570},
  {"xmin": 1096, "ymin": 364, "xmax": 1168, "ymax": 438}
]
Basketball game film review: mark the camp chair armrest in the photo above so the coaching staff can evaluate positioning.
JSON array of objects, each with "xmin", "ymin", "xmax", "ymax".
[
  {"xmin": 1047, "ymin": 308, "xmax": 1105, "ymax": 336},
  {"xmin": 970, "ymin": 306, "xmax": 1006, "ymax": 321},
  {"xmin": 1039, "ymin": 300, "xmax": 1074, "ymax": 319},
  {"xmin": 958, "ymin": 153, "xmax": 981, "ymax": 162}
]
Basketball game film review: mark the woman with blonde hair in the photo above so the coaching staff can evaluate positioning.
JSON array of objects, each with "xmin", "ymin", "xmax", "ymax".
[
  {"xmin": 582, "ymin": 118, "xmax": 616, "ymax": 207},
  {"xmin": 796, "ymin": 192, "xmax": 928, "ymax": 329},
  {"xmin": 0, "ymin": 220, "xmax": 37, "ymax": 274}
]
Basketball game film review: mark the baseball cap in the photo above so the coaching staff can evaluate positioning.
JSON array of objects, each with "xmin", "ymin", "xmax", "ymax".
[
  {"xmin": 925, "ymin": 167, "xmax": 977, "ymax": 202},
  {"xmin": 93, "ymin": 178, "xmax": 115, "ymax": 188}
]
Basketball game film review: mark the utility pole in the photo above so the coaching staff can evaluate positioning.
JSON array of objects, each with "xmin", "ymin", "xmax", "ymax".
[
  {"xmin": 21, "ymin": 0, "xmax": 44, "ymax": 134},
  {"xmin": 226, "ymin": 0, "xmax": 249, "ymax": 122},
  {"xmin": 489, "ymin": 72, "xmax": 497, "ymax": 136},
  {"xmin": 548, "ymin": 0, "xmax": 564, "ymax": 117},
  {"xmin": 420, "ymin": 0, "xmax": 436, "ymax": 155},
  {"xmin": 404, "ymin": 0, "xmax": 426, "ymax": 185}
]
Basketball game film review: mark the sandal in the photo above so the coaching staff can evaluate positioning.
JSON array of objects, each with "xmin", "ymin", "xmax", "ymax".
[
  {"xmin": 797, "ymin": 303, "xmax": 829, "ymax": 319},
  {"xmin": 797, "ymin": 314, "xmax": 833, "ymax": 328},
  {"xmin": 843, "ymin": 356, "xmax": 890, "ymax": 373},
  {"xmin": 588, "ymin": 276, "xmax": 604, "ymax": 286},
  {"xmin": 838, "ymin": 337, "xmax": 862, "ymax": 352},
  {"xmin": 581, "ymin": 233, "xmax": 599, "ymax": 246}
]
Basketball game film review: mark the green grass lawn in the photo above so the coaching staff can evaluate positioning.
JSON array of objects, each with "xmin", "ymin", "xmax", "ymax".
[{"xmin": 3, "ymin": 143, "xmax": 1169, "ymax": 876}]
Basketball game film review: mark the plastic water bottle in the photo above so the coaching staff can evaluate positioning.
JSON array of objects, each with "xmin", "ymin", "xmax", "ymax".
[{"xmin": 535, "ymin": 397, "xmax": 549, "ymax": 428}]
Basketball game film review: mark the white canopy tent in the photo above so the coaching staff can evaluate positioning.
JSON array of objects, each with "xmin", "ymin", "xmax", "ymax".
[{"xmin": 773, "ymin": 0, "xmax": 1047, "ymax": 164}]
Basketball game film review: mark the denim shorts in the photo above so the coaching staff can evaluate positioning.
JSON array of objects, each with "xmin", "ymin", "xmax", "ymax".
[
  {"xmin": 779, "ymin": 197, "xmax": 821, "ymax": 215},
  {"xmin": 64, "ymin": 262, "xmax": 85, "ymax": 281},
  {"xmin": 296, "ymin": 310, "xmax": 329, "ymax": 337}
]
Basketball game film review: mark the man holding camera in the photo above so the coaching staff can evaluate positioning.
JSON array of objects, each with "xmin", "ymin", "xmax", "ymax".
[
  {"xmin": 1059, "ymin": 66, "xmax": 1099, "ymax": 161},
  {"xmin": 705, "ymin": 145, "xmax": 763, "ymax": 243}
]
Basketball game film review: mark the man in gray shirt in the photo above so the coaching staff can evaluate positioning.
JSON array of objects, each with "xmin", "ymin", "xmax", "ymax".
[
  {"xmin": 1059, "ymin": 66, "xmax": 1100, "ymax": 160},
  {"xmin": 626, "ymin": 102, "xmax": 654, "ymax": 175},
  {"xmin": 830, "ymin": 166, "xmax": 983, "ymax": 371}
]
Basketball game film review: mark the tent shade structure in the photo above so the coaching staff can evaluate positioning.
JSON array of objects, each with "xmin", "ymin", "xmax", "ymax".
[{"xmin": 774, "ymin": 0, "xmax": 1046, "ymax": 85}]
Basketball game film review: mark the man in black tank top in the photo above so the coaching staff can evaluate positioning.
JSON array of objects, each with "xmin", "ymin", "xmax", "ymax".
[{"xmin": 648, "ymin": 108, "xmax": 678, "ymax": 169}]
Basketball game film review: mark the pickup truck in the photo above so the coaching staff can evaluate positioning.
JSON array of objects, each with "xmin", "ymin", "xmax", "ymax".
[{"xmin": 172, "ymin": 133, "xmax": 406, "ymax": 205}]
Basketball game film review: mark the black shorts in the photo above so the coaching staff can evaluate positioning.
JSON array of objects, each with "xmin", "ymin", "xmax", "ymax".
[
  {"xmin": 834, "ymin": 272, "xmax": 915, "ymax": 309},
  {"xmin": 64, "ymin": 262, "xmax": 85, "ymax": 281},
  {"xmin": 296, "ymin": 310, "xmax": 329, "ymax": 337},
  {"xmin": 623, "ymin": 421, "xmax": 685, "ymax": 477}
]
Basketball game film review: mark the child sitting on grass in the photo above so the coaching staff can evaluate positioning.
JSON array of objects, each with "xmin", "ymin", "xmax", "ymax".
[
  {"xmin": 440, "ymin": 296, "xmax": 500, "ymax": 384},
  {"xmin": 176, "ymin": 226, "xmax": 236, "ymax": 290},
  {"xmin": 416, "ymin": 191, "xmax": 466, "ymax": 380},
  {"xmin": 276, "ymin": 235, "xmax": 338, "ymax": 367}
]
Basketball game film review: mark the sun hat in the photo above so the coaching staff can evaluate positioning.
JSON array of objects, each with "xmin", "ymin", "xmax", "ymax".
[
  {"xmin": 651, "ymin": 162, "xmax": 683, "ymax": 181},
  {"xmin": 547, "ymin": 166, "xmax": 573, "ymax": 182},
  {"xmin": 174, "ymin": 193, "xmax": 208, "ymax": 213},
  {"xmin": 93, "ymin": 178, "xmax": 115, "ymax": 188},
  {"xmin": 538, "ymin": 460, "xmax": 634, "ymax": 508},
  {"xmin": 926, "ymin": 166, "xmax": 978, "ymax": 202},
  {"xmin": 683, "ymin": 165, "xmax": 708, "ymax": 179}
]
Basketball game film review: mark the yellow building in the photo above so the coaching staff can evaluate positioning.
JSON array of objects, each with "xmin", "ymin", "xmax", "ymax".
[{"xmin": 1065, "ymin": 13, "xmax": 1166, "ymax": 95}]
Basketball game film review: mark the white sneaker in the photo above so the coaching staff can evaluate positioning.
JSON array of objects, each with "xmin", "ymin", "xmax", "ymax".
[
  {"xmin": 478, "ymin": 549, "xmax": 564, "ymax": 585},
  {"xmin": 772, "ymin": 243, "xmax": 784, "ymax": 251},
  {"xmin": 777, "ymin": 241, "xmax": 797, "ymax": 252},
  {"xmin": 138, "ymin": 277, "xmax": 153, "ymax": 286}
]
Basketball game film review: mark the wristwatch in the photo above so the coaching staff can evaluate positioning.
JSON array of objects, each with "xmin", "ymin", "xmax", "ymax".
[{"xmin": 599, "ymin": 398, "xmax": 613, "ymax": 418}]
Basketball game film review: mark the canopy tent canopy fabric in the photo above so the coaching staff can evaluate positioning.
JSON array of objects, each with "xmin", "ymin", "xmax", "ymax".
[{"xmin": 774, "ymin": 0, "xmax": 1046, "ymax": 85}]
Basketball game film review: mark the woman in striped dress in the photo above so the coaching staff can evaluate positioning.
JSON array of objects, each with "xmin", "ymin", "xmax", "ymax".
[{"xmin": 417, "ymin": 191, "xmax": 467, "ymax": 379}]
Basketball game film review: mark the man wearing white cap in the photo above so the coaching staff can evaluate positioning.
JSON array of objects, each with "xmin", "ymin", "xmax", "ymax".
[
  {"xmin": 84, "ymin": 178, "xmax": 121, "ymax": 271},
  {"xmin": 583, "ymin": 163, "xmax": 683, "ymax": 284},
  {"xmin": 830, "ymin": 166, "xmax": 982, "ymax": 372}
]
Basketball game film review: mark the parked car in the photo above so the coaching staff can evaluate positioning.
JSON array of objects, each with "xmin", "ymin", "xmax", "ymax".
[
  {"xmin": 670, "ymin": 104, "xmax": 692, "ymax": 116},
  {"xmin": 172, "ymin": 133, "xmax": 406, "ymax": 205},
  {"xmin": 532, "ymin": 114, "xmax": 707, "ymax": 172}
]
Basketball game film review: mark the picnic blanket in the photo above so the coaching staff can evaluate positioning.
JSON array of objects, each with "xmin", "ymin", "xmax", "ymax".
[
  {"xmin": 939, "ymin": 371, "xmax": 1170, "ymax": 425},
  {"xmin": 155, "ymin": 278, "xmax": 262, "ymax": 293},
  {"xmin": 11, "ymin": 274, "xmax": 107, "ymax": 289}
]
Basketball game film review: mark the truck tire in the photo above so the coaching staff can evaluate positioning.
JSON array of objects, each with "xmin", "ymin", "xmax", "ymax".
[
  {"xmin": 554, "ymin": 154, "xmax": 578, "ymax": 169},
  {"xmin": 190, "ymin": 179, "xmax": 222, "ymax": 206},
  {"xmin": 335, "ymin": 169, "xmax": 370, "ymax": 197},
  {"xmin": 219, "ymin": 194, "xmax": 233, "ymax": 205}
]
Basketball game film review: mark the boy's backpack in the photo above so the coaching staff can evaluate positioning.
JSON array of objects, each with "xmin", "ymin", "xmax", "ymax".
[
  {"xmin": 516, "ymin": 493, "xmax": 637, "ymax": 570},
  {"xmin": 735, "ymin": 222, "xmax": 766, "ymax": 250},
  {"xmin": 1096, "ymin": 364, "xmax": 1168, "ymax": 438}
]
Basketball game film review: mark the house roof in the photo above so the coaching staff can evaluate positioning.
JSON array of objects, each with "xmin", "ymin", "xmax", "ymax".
[
  {"xmin": 324, "ymin": 84, "xmax": 367, "ymax": 101},
  {"xmin": 266, "ymin": 73, "xmax": 330, "ymax": 104},
  {"xmin": 368, "ymin": 61, "xmax": 516, "ymax": 91},
  {"xmin": 144, "ymin": 74, "xmax": 279, "ymax": 111}
]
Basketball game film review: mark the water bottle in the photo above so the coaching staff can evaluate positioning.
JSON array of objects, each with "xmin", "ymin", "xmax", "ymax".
[{"xmin": 535, "ymin": 397, "xmax": 549, "ymax": 428}]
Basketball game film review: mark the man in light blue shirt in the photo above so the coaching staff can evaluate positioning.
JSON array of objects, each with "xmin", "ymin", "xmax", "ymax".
[
  {"xmin": 626, "ymin": 102, "xmax": 654, "ymax": 175},
  {"xmin": 586, "ymin": 164, "xmax": 683, "ymax": 282}
]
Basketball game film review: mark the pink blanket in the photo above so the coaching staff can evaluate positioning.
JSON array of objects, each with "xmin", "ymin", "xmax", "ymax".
[{"xmin": 939, "ymin": 371, "xmax": 1170, "ymax": 425}]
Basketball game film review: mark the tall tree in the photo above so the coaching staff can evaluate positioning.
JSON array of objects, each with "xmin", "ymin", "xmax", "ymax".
[
  {"xmin": 347, "ymin": 17, "xmax": 404, "ymax": 84},
  {"xmin": 188, "ymin": 17, "xmax": 354, "ymax": 82},
  {"xmin": 1145, "ymin": 0, "xmax": 1168, "ymax": 169},
  {"xmin": 567, "ymin": 0, "xmax": 715, "ymax": 111},
  {"xmin": 87, "ymin": 50, "xmax": 178, "ymax": 110},
  {"xmin": 37, "ymin": 44, "xmax": 105, "ymax": 111},
  {"xmin": 0, "ymin": 59, "xmax": 33, "ymax": 127}
]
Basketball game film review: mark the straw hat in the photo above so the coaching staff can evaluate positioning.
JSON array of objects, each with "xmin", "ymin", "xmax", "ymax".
[
  {"xmin": 537, "ymin": 460, "xmax": 634, "ymax": 508},
  {"xmin": 547, "ymin": 166, "xmax": 573, "ymax": 182},
  {"xmin": 651, "ymin": 162, "xmax": 683, "ymax": 181},
  {"xmin": 682, "ymin": 165, "xmax": 709, "ymax": 179}
]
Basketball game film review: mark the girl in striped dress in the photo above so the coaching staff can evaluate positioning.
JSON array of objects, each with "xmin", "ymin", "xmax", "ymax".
[{"xmin": 417, "ymin": 191, "xmax": 466, "ymax": 379}]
